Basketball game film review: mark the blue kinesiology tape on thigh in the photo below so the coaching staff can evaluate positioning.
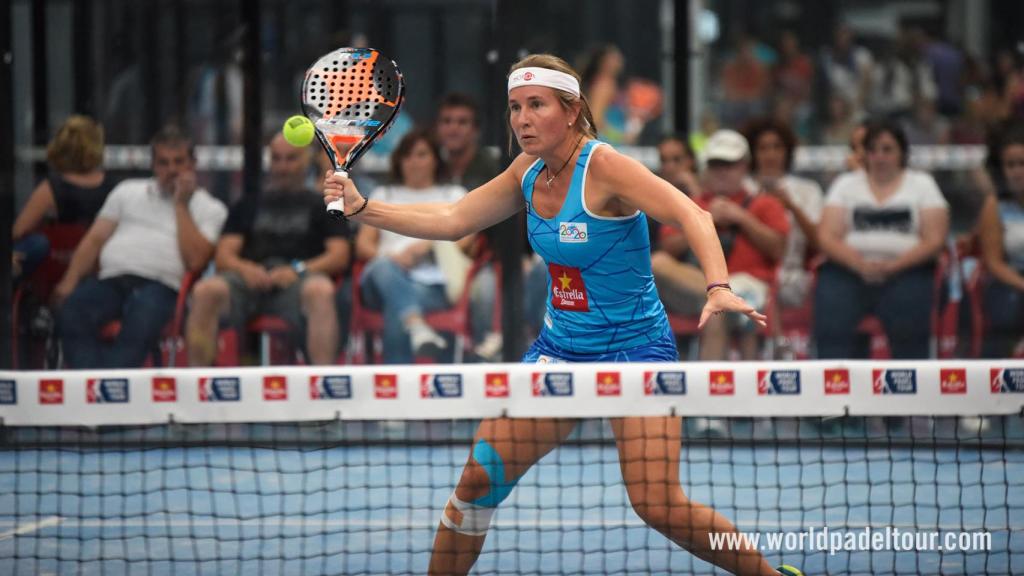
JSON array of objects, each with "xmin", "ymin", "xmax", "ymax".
[{"xmin": 469, "ymin": 438, "xmax": 521, "ymax": 508}]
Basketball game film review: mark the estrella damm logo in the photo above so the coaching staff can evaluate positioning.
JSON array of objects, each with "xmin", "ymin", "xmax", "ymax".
[
  {"xmin": 39, "ymin": 379, "xmax": 63, "ymax": 405},
  {"xmin": 199, "ymin": 377, "xmax": 240, "ymax": 402},
  {"xmin": 421, "ymin": 374, "xmax": 463, "ymax": 398},
  {"xmin": 152, "ymin": 377, "xmax": 177, "ymax": 402},
  {"xmin": 374, "ymin": 374, "xmax": 398, "ymax": 399},
  {"xmin": 644, "ymin": 371, "xmax": 686, "ymax": 396},
  {"xmin": 0, "ymin": 380, "xmax": 16, "ymax": 405},
  {"xmin": 709, "ymin": 371, "xmax": 735, "ymax": 396},
  {"xmin": 532, "ymin": 372, "xmax": 573, "ymax": 397},
  {"xmin": 558, "ymin": 221, "xmax": 588, "ymax": 243},
  {"xmin": 310, "ymin": 376, "xmax": 352, "ymax": 400},
  {"xmin": 548, "ymin": 263, "xmax": 590, "ymax": 312},
  {"xmin": 757, "ymin": 370, "xmax": 801, "ymax": 395},
  {"xmin": 991, "ymin": 368, "xmax": 1024, "ymax": 393},
  {"xmin": 872, "ymin": 369, "xmax": 917, "ymax": 395},
  {"xmin": 823, "ymin": 369, "xmax": 851, "ymax": 395},
  {"xmin": 485, "ymin": 373, "xmax": 509, "ymax": 398},
  {"xmin": 940, "ymin": 369, "xmax": 967, "ymax": 394},
  {"xmin": 86, "ymin": 378, "xmax": 129, "ymax": 404},
  {"xmin": 263, "ymin": 375, "xmax": 288, "ymax": 401},
  {"xmin": 596, "ymin": 371, "xmax": 621, "ymax": 397}
]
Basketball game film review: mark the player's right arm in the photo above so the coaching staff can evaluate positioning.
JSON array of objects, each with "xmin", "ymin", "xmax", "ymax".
[{"xmin": 323, "ymin": 154, "xmax": 533, "ymax": 241}]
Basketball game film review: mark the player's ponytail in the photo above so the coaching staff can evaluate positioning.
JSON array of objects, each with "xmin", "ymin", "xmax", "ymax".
[{"xmin": 507, "ymin": 54, "xmax": 598, "ymax": 153}]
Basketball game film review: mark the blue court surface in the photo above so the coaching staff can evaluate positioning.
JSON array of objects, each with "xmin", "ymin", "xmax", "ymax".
[{"xmin": 0, "ymin": 422, "xmax": 1022, "ymax": 575}]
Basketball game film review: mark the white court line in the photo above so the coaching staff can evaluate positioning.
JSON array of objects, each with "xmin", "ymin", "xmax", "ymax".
[
  {"xmin": 0, "ymin": 517, "xmax": 1012, "ymax": 533},
  {"xmin": 0, "ymin": 516, "xmax": 62, "ymax": 541}
]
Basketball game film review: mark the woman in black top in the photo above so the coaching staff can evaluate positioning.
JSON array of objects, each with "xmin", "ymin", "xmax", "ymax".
[{"xmin": 12, "ymin": 115, "xmax": 114, "ymax": 281}]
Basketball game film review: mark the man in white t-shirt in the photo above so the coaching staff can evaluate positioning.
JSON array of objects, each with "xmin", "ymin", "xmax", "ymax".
[{"xmin": 55, "ymin": 125, "xmax": 228, "ymax": 368}]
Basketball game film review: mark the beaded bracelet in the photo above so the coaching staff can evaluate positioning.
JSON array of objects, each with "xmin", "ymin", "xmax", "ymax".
[
  {"xmin": 344, "ymin": 197, "xmax": 369, "ymax": 220},
  {"xmin": 706, "ymin": 281, "xmax": 732, "ymax": 293}
]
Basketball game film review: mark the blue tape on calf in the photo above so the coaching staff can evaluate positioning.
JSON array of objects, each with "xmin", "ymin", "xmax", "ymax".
[{"xmin": 468, "ymin": 438, "xmax": 519, "ymax": 508}]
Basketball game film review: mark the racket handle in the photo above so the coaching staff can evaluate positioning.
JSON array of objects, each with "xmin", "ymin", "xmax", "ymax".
[{"xmin": 326, "ymin": 169, "xmax": 349, "ymax": 218}]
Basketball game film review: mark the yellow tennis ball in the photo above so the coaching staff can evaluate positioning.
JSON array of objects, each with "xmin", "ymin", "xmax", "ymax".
[{"xmin": 283, "ymin": 115, "xmax": 315, "ymax": 147}]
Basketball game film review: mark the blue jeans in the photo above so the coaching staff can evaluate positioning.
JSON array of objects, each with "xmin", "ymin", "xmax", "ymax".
[
  {"xmin": 523, "ymin": 258, "xmax": 549, "ymax": 335},
  {"xmin": 360, "ymin": 258, "xmax": 450, "ymax": 364},
  {"xmin": 814, "ymin": 262, "xmax": 935, "ymax": 359},
  {"xmin": 983, "ymin": 279, "xmax": 1024, "ymax": 358},
  {"xmin": 468, "ymin": 264, "xmax": 497, "ymax": 344},
  {"xmin": 13, "ymin": 233, "xmax": 50, "ymax": 283},
  {"xmin": 59, "ymin": 275, "xmax": 178, "ymax": 368}
]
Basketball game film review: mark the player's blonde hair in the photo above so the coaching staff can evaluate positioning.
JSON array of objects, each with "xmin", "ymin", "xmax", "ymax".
[
  {"xmin": 47, "ymin": 115, "xmax": 104, "ymax": 174},
  {"xmin": 507, "ymin": 54, "xmax": 598, "ymax": 152}
]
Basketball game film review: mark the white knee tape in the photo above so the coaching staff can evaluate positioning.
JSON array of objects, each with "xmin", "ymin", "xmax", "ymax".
[{"xmin": 439, "ymin": 494, "xmax": 495, "ymax": 536}]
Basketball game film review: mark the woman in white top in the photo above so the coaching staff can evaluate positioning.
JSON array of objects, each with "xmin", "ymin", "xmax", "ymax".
[
  {"xmin": 356, "ymin": 129, "xmax": 470, "ymax": 363},
  {"xmin": 815, "ymin": 121, "xmax": 950, "ymax": 358},
  {"xmin": 744, "ymin": 118, "xmax": 824, "ymax": 308},
  {"xmin": 977, "ymin": 122, "xmax": 1024, "ymax": 357}
]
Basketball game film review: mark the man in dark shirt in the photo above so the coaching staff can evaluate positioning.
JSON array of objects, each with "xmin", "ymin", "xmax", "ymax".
[{"xmin": 185, "ymin": 133, "xmax": 351, "ymax": 365}]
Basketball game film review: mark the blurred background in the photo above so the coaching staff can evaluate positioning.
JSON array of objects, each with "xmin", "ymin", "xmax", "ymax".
[{"xmin": 2, "ymin": 0, "xmax": 1024, "ymax": 367}]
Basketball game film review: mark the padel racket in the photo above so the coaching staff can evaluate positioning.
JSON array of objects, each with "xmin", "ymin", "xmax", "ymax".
[{"xmin": 302, "ymin": 47, "xmax": 405, "ymax": 218}]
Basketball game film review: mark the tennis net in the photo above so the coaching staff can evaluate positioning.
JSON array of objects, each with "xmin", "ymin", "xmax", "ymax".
[{"xmin": 0, "ymin": 361, "xmax": 1022, "ymax": 575}]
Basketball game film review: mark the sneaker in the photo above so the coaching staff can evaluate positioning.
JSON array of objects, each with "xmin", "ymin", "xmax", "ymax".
[
  {"xmin": 473, "ymin": 332, "xmax": 503, "ymax": 362},
  {"xmin": 409, "ymin": 322, "xmax": 447, "ymax": 358}
]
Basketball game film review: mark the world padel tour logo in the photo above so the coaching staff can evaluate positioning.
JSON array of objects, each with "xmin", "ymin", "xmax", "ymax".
[
  {"xmin": 823, "ymin": 369, "xmax": 851, "ymax": 395},
  {"xmin": 709, "ymin": 371, "xmax": 734, "ymax": 395},
  {"xmin": 485, "ymin": 373, "xmax": 509, "ymax": 398},
  {"xmin": 991, "ymin": 368, "xmax": 1024, "ymax": 393},
  {"xmin": 940, "ymin": 369, "xmax": 967, "ymax": 394},
  {"xmin": 757, "ymin": 370, "xmax": 801, "ymax": 395},
  {"xmin": 152, "ymin": 377, "xmax": 177, "ymax": 402},
  {"xmin": 263, "ymin": 375, "xmax": 288, "ymax": 401},
  {"xmin": 548, "ymin": 264, "xmax": 590, "ymax": 312},
  {"xmin": 0, "ymin": 380, "xmax": 15, "ymax": 405},
  {"xmin": 421, "ymin": 374, "xmax": 463, "ymax": 398},
  {"xmin": 375, "ymin": 374, "xmax": 398, "ymax": 399},
  {"xmin": 86, "ymin": 378, "xmax": 129, "ymax": 404},
  {"xmin": 644, "ymin": 371, "xmax": 686, "ymax": 396},
  {"xmin": 310, "ymin": 376, "xmax": 352, "ymax": 400},
  {"xmin": 199, "ymin": 377, "xmax": 240, "ymax": 402},
  {"xmin": 872, "ymin": 369, "xmax": 917, "ymax": 394},
  {"xmin": 532, "ymin": 372, "xmax": 574, "ymax": 396},
  {"xmin": 559, "ymin": 222, "xmax": 588, "ymax": 243},
  {"xmin": 596, "ymin": 371, "xmax": 621, "ymax": 396},
  {"xmin": 39, "ymin": 379, "xmax": 63, "ymax": 405}
]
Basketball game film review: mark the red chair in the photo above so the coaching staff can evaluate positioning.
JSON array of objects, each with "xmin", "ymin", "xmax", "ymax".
[
  {"xmin": 11, "ymin": 223, "xmax": 88, "ymax": 369},
  {"xmin": 348, "ymin": 251, "xmax": 491, "ymax": 364}
]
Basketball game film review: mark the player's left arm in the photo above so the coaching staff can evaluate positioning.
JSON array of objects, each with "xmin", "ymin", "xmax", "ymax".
[
  {"xmin": 589, "ymin": 148, "xmax": 766, "ymax": 328},
  {"xmin": 588, "ymin": 148, "xmax": 728, "ymax": 286}
]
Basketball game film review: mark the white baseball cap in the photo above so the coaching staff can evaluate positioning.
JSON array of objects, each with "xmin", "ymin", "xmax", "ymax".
[{"xmin": 704, "ymin": 129, "xmax": 749, "ymax": 163}]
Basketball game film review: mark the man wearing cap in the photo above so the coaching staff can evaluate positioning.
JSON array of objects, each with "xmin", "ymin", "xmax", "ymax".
[{"xmin": 654, "ymin": 129, "xmax": 789, "ymax": 360}]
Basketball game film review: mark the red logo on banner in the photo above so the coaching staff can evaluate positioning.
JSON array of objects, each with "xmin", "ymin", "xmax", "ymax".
[
  {"xmin": 39, "ymin": 379, "xmax": 63, "ymax": 404},
  {"xmin": 548, "ymin": 264, "xmax": 590, "ymax": 312},
  {"xmin": 940, "ymin": 369, "xmax": 967, "ymax": 394},
  {"xmin": 824, "ymin": 369, "xmax": 851, "ymax": 395},
  {"xmin": 375, "ymin": 374, "xmax": 398, "ymax": 399},
  {"xmin": 485, "ymin": 373, "xmax": 509, "ymax": 398},
  {"xmin": 152, "ymin": 377, "xmax": 177, "ymax": 402},
  {"xmin": 263, "ymin": 375, "xmax": 288, "ymax": 401},
  {"xmin": 596, "ymin": 372, "xmax": 621, "ymax": 396},
  {"xmin": 709, "ymin": 371, "xmax": 735, "ymax": 395}
]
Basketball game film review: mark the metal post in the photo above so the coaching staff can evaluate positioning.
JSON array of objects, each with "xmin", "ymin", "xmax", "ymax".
[
  {"xmin": 1, "ymin": 1, "xmax": 14, "ymax": 368},
  {"xmin": 72, "ymin": 0, "xmax": 94, "ymax": 115},
  {"xmin": 30, "ymin": 0, "xmax": 47, "ymax": 181},
  {"xmin": 241, "ymin": 0, "xmax": 262, "ymax": 201}
]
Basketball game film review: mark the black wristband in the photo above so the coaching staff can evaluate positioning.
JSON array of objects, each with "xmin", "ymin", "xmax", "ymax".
[{"xmin": 344, "ymin": 197, "xmax": 369, "ymax": 220}]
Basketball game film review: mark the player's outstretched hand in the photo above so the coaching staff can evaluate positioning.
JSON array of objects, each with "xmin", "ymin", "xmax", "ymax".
[
  {"xmin": 698, "ymin": 288, "xmax": 768, "ymax": 330},
  {"xmin": 323, "ymin": 170, "xmax": 365, "ymax": 213}
]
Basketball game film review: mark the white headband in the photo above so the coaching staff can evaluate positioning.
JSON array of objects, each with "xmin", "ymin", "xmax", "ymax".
[{"xmin": 507, "ymin": 67, "xmax": 581, "ymax": 98}]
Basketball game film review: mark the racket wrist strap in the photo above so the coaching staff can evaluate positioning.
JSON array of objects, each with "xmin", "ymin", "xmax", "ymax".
[{"xmin": 344, "ymin": 196, "xmax": 369, "ymax": 220}]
